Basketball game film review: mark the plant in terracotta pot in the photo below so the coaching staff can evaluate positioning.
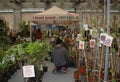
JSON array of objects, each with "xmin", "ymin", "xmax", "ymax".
[{"xmin": 74, "ymin": 70, "xmax": 79, "ymax": 80}]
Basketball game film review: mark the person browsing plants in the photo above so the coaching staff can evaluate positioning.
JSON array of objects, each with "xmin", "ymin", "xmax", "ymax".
[{"xmin": 52, "ymin": 37, "xmax": 68, "ymax": 73}]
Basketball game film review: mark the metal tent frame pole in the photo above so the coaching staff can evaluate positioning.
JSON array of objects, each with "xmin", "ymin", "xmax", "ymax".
[{"xmin": 104, "ymin": 0, "xmax": 110, "ymax": 82}]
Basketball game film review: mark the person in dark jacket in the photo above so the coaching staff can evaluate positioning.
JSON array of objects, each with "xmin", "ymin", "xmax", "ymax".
[
  {"xmin": 52, "ymin": 37, "xmax": 68, "ymax": 73},
  {"xmin": 36, "ymin": 29, "xmax": 42, "ymax": 40}
]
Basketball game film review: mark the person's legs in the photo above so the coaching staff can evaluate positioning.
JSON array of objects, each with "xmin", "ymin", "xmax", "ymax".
[
  {"xmin": 53, "ymin": 66, "xmax": 61, "ymax": 73},
  {"xmin": 53, "ymin": 63, "xmax": 68, "ymax": 73},
  {"xmin": 61, "ymin": 63, "xmax": 68, "ymax": 73}
]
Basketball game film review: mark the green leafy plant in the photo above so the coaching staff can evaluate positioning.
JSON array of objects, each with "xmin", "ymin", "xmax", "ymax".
[
  {"xmin": 25, "ymin": 41, "xmax": 51, "ymax": 64},
  {"xmin": 19, "ymin": 21, "xmax": 30, "ymax": 37}
]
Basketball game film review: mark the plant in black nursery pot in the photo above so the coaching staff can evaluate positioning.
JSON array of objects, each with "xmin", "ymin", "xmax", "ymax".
[{"xmin": 43, "ymin": 65, "xmax": 48, "ymax": 72}]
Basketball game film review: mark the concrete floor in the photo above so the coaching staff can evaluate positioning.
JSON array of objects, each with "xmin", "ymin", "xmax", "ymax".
[
  {"xmin": 43, "ymin": 61, "xmax": 76, "ymax": 82},
  {"xmin": 8, "ymin": 61, "xmax": 77, "ymax": 82},
  {"xmin": 8, "ymin": 69, "xmax": 24, "ymax": 82}
]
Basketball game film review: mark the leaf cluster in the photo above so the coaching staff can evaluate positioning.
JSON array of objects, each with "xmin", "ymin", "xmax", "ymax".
[{"xmin": 0, "ymin": 41, "xmax": 52, "ymax": 71}]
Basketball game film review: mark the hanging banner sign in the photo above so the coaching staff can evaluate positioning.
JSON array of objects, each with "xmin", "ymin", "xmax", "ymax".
[
  {"xmin": 103, "ymin": 35, "xmax": 113, "ymax": 47},
  {"xmin": 33, "ymin": 16, "xmax": 56, "ymax": 20},
  {"xmin": 90, "ymin": 39, "xmax": 96, "ymax": 48},
  {"xmin": 33, "ymin": 15, "xmax": 78, "ymax": 20},
  {"xmin": 100, "ymin": 33, "xmax": 107, "ymax": 44},
  {"xmin": 79, "ymin": 41, "xmax": 84, "ymax": 50},
  {"xmin": 23, "ymin": 65, "xmax": 35, "ymax": 78}
]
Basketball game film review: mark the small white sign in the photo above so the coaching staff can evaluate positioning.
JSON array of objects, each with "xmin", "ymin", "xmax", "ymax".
[
  {"xmin": 83, "ymin": 24, "xmax": 88, "ymax": 30},
  {"xmin": 76, "ymin": 34, "xmax": 83, "ymax": 41},
  {"xmin": 90, "ymin": 39, "xmax": 96, "ymax": 48},
  {"xmin": 23, "ymin": 65, "xmax": 35, "ymax": 78},
  {"xmin": 103, "ymin": 35, "xmax": 113, "ymax": 47},
  {"xmin": 89, "ymin": 29, "xmax": 93, "ymax": 35},
  {"xmin": 100, "ymin": 33, "xmax": 107, "ymax": 44},
  {"xmin": 79, "ymin": 41, "xmax": 84, "ymax": 50}
]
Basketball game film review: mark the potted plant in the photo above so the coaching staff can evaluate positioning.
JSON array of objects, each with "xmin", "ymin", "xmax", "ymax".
[
  {"xmin": 74, "ymin": 70, "xmax": 79, "ymax": 80},
  {"xmin": 24, "ymin": 41, "xmax": 51, "ymax": 82},
  {"xmin": 18, "ymin": 21, "xmax": 30, "ymax": 37}
]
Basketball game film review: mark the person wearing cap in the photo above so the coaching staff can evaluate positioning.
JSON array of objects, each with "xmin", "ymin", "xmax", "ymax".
[{"xmin": 52, "ymin": 37, "xmax": 68, "ymax": 73}]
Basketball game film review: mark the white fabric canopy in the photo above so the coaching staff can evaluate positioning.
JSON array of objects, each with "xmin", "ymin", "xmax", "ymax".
[{"xmin": 31, "ymin": 6, "xmax": 79, "ymax": 25}]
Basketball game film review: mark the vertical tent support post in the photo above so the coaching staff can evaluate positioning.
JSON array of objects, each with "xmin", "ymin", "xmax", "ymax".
[{"xmin": 104, "ymin": 0, "xmax": 110, "ymax": 82}]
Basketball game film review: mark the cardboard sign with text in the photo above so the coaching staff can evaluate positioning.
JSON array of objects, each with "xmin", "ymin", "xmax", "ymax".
[
  {"xmin": 100, "ymin": 33, "xmax": 107, "ymax": 44},
  {"xmin": 103, "ymin": 35, "xmax": 113, "ymax": 47},
  {"xmin": 90, "ymin": 39, "xmax": 96, "ymax": 48},
  {"xmin": 79, "ymin": 41, "xmax": 85, "ymax": 50},
  {"xmin": 23, "ymin": 65, "xmax": 35, "ymax": 78}
]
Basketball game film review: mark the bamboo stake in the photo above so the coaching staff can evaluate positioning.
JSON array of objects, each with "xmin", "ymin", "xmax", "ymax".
[
  {"xmin": 83, "ymin": 50, "xmax": 88, "ymax": 82},
  {"xmin": 98, "ymin": 46, "xmax": 104, "ymax": 82},
  {"xmin": 89, "ymin": 0, "xmax": 98, "ymax": 82}
]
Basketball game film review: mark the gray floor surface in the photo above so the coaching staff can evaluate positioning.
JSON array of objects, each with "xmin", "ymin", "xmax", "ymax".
[{"xmin": 8, "ymin": 61, "xmax": 77, "ymax": 82}]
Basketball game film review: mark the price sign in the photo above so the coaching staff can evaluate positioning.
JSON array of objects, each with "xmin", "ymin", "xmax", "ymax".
[
  {"xmin": 90, "ymin": 39, "xmax": 95, "ymax": 48},
  {"xmin": 100, "ymin": 33, "xmax": 107, "ymax": 44},
  {"xmin": 79, "ymin": 41, "xmax": 84, "ymax": 50},
  {"xmin": 103, "ymin": 35, "xmax": 113, "ymax": 47},
  {"xmin": 23, "ymin": 65, "xmax": 35, "ymax": 78}
]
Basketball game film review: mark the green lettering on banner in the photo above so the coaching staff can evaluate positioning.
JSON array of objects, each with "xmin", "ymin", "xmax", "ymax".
[{"xmin": 59, "ymin": 16, "xmax": 78, "ymax": 20}]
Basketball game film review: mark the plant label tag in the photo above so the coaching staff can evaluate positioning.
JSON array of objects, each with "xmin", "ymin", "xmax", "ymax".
[
  {"xmin": 103, "ymin": 35, "xmax": 113, "ymax": 47},
  {"xmin": 90, "ymin": 39, "xmax": 95, "ymax": 48},
  {"xmin": 79, "ymin": 41, "xmax": 84, "ymax": 50},
  {"xmin": 23, "ymin": 65, "xmax": 35, "ymax": 78}
]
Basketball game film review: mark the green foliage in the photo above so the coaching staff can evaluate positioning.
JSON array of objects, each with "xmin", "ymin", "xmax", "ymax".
[
  {"xmin": 90, "ymin": 17, "xmax": 96, "ymax": 27},
  {"xmin": 110, "ymin": 21, "xmax": 120, "ymax": 38},
  {"xmin": 19, "ymin": 21, "xmax": 30, "ymax": 37},
  {"xmin": 0, "ymin": 48, "xmax": 5, "ymax": 63},
  {"xmin": 0, "ymin": 41, "xmax": 52, "ymax": 71},
  {"xmin": 110, "ymin": 48, "xmax": 117, "ymax": 54},
  {"xmin": 110, "ymin": 69, "xmax": 116, "ymax": 82},
  {"xmin": 0, "ymin": 18, "xmax": 10, "ymax": 47},
  {"xmin": 112, "ymin": 78, "xmax": 116, "ymax": 82},
  {"xmin": 25, "ymin": 41, "xmax": 51, "ymax": 63}
]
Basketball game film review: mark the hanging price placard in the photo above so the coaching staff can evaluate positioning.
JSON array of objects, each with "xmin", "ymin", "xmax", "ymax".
[
  {"xmin": 79, "ymin": 41, "xmax": 84, "ymax": 50},
  {"xmin": 23, "ymin": 65, "xmax": 35, "ymax": 78},
  {"xmin": 100, "ymin": 33, "xmax": 107, "ymax": 44},
  {"xmin": 103, "ymin": 35, "xmax": 113, "ymax": 47},
  {"xmin": 90, "ymin": 39, "xmax": 96, "ymax": 48}
]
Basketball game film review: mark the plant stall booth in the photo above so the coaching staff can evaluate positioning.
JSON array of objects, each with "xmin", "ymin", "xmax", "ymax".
[{"xmin": 31, "ymin": 5, "xmax": 80, "ymax": 69}]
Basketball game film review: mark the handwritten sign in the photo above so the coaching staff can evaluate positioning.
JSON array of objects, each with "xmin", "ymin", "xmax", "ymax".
[
  {"xmin": 79, "ymin": 41, "xmax": 84, "ymax": 50},
  {"xmin": 90, "ymin": 39, "xmax": 96, "ymax": 48},
  {"xmin": 23, "ymin": 65, "xmax": 35, "ymax": 78},
  {"xmin": 103, "ymin": 35, "xmax": 113, "ymax": 47},
  {"xmin": 100, "ymin": 33, "xmax": 107, "ymax": 44}
]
